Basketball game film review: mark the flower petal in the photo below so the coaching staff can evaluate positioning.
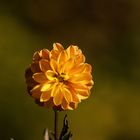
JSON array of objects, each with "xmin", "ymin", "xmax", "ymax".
[
  {"xmin": 39, "ymin": 59, "xmax": 51, "ymax": 72},
  {"xmin": 63, "ymin": 88, "xmax": 72, "ymax": 103},
  {"xmin": 33, "ymin": 51, "xmax": 40, "ymax": 61},
  {"xmin": 77, "ymin": 89, "xmax": 90, "ymax": 97},
  {"xmin": 69, "ymin": 83, "xmax": 88, "ymax": 90},
  {"xmin": 41, "ymin": 49, "xmax": 50, "ymax": 60},
  {"xmin": 30, "ymin": 85, "xmax": 42, "ymax": 99},
  {"xmin": 69, "ymin": 88, "xmax": 80, "ymax": 103},
  {"xmin": 41, "ymin": 83, "xmax": 52, "ymax": 92},
  {"xmin": 53, "ymin": 43, "xmax": 64, "ymax": 51},
  {"xmin": 45, "ymin": 70, "xmax": 56, "ymax": 81},
  {"xmin": 69, "ymin": 102, "xmax": 78, "ymax": 110},
  {"xmin": 76, "ymin": 54, "xmax": 85, "ymax": 64},
  {"xmin": 66, "ymin": 45, "xmax": 79, "ymax": 58},
  {"xmin": 69, "ymin": 73, "xmax": 92, "ymax": 83},
  {"xmin": 50, "ymin": 59, "xmax": 58, "ymax": 73},
  {"xmin": 61, "ymin": 58, "xmax": 74, "ymax": 73},
  {"xmin": 70, "ymin": 63, "xmax": 85, "ymax": 75},
  {"xmin": 32, "ymin": 72, "xmax": 47, "ymax": 83},
  {"xmin": 31, "ymin": 62, "xmax": 41, "ymax": 73},
  {"xmin": 57, "ymin": 50, "xmax": 67, "ymax": 65},
  {"xmin": 40, "ymin": 90, "xmax": 51, "ymax": 102},
  {"xmin": 53, "ymin": 89, "xmax": 63, "ymax": 106},
  {"xmin": 84, "ymin": 63, "xmax": 92, "ymax": 73},
  {"xmin": 61, "ymin": 98, "xmax": 68, "ymax": 110}
]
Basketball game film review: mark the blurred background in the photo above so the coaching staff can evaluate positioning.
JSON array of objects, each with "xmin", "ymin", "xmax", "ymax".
[{"xmin": 0, "ymin": 0, "xmax": 140, "ymax": 140}]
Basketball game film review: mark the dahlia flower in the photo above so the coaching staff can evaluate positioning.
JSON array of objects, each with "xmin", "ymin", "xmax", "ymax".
[{"xmin": 25, "ymin": 43, "xmax": 93, "ymax": 110}]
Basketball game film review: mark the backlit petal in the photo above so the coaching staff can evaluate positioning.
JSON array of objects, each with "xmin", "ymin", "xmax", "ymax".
[{"xmin": 53, "ymin": 43, "xmax": 64, "ymax": 51}]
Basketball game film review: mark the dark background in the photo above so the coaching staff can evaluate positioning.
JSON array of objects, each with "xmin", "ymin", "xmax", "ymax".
[{"xmin": 0, "ymin": 0, "xmax": 140, "ymax": 140}]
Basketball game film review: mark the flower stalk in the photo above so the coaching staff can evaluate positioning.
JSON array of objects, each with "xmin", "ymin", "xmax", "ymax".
[{"xmin": 54, "ymin": 110, "xmax": 59, "ymax": 140}]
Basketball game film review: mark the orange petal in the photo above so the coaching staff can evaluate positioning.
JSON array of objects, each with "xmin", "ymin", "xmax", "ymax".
[
  {"xmin": 61, "ymin": 98, "xmax": 68, "ymax": 110},
  {"xmin": 53, "ymin": 89, "xmax": 63, "ymax": 106},
  {"xmin": 40, "ymin": 90, "xmax": 51, "ymax": 102},
  {"xmin": 30, "ymin": 85, "xmax": 42, "ymax": 99},
  {"xmin": 63, "ymin": 88, "xmax": 72, "ymax": 103},
  {"xmin": 53, "ymin": 43, "xmax": 64, "ymax": 51},
  {"xmin": 77, "ymin": 89, "xmax": 89, "ymax": 96},
  {"xmin": 32, "ymin": 72, "xmax": 47, "ymax": 83},
  {"xmin": 84, "ymin": 63, "xmax": 92, "ymax": 73},
  {"xmin": 69, "ymin": 88, "xmax": 80, "ymax": 103},
  {"xmin": 69, "ymin": 102, "xmax": 78, "ymax": 110},
  {"xmin": 41, "ymin": 49, "xmax": 50, "ymax": 60},
  {"xmin": 39, "ymin": 59, "xmax": 51, "ymax": 72},
  {"xmin": 31, "ymin": 62, "xmax": 41, "ymax": 73}
]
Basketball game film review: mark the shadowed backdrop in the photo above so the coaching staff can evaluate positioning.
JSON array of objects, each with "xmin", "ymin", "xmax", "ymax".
[{"xmin": 0, "ymin": 0, "xmax": 140, "ymax": 140}]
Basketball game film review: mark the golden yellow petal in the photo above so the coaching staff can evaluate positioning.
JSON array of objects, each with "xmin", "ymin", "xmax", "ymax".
[
  {"xmin": 76, "ymin": 54, "xmax": 85, "ymax": 64},
  {"xmin": 57, "ymin": 50, "xmax": 68, "ymax": 65},
  {"xmin": 50, "ymin": 59, "xmax": 58, "ymax": 73},
  {"xmin": 66, "ymin": 45, "xmax": 79, "ymax": 58},
  {"xmin": 53, "ymin": 89, "xmax": 63, "ymax": 106},
  {"xmin": 39, "ymin": 59, "xmax": 51, "ymax": 72},
  {"xmin": 40, "ymin": 91, "xmax": 51, "ymax": 102},
  {"xmin": 61, "ymin": 58, "xmax": 74, "ymax": 74},
  {"xmin": 45, "ymin": 70, "xmax": 56, "ymax": 81},
  {"xmin": 50, "ymin": 50, "xmax": 59, "ymax": 60},
  {"xmin": 30, "ymin": 85, "xmax": 42, "ymax": 99},
  {"xmin": 84, "ymin": 63, "xmax": 92, "ymax": 73},
  {"xmin": 53, "ymin": 43, "xmax": 64, "ymax": 51},
  {"xmin": 69, "ymin": 73, "xmax": 92, "ymax": 83},
  {"xmin": 70, "ymin": 63, "xmax": 85, "ymax": 75},
  {"xmin": 63, "ymin": 88, "xmax": 72, "ymax": 103},
  {"xmin": 69, "ymin": 83, "xmax": 88, "ymax": 90},
  {"xmin": 41, "ymin": 83, "xmax": 52, "ymax": 92},
  {"xmin": 32, "ymin": 73, "xmax": 47, "ymax": 83}
]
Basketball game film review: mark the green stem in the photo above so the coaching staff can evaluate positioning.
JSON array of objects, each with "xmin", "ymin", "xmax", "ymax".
[{"xmin": 54, "ymin": 110, "xmax": 59, "ymax": 140}]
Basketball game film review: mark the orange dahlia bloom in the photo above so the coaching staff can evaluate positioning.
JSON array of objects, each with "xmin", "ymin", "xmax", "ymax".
[{"xmin": 25, "ymin": 43, "xmax": 94, "ymax": 110}]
